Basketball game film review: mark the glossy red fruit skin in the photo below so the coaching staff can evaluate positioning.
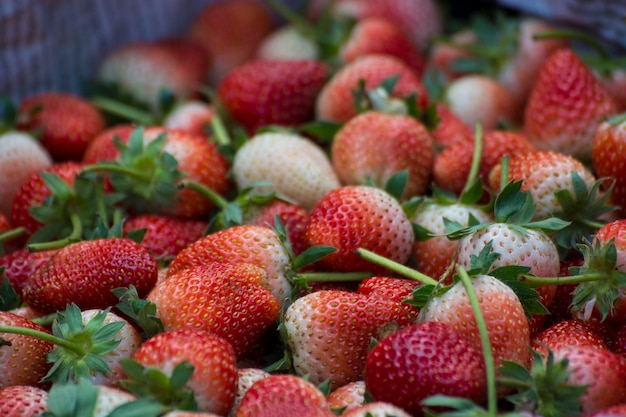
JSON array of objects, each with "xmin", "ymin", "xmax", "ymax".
[
  {"xmin": 133, "ymin": 328, "xmax": 238, "ymax": 415},
  {"xmin": 593, "ymin": 118, "xmax": 626, "ymax": 218},
  {"xmin": 364, "ymin": 321, "xmax": 487, "ymax": 416},
  {"xmin": 17, "ymin": 92, "xmax": 105, "ymax": 161},
  {"xmin": 531, "ymin": 319, "xmax": 608, "ymax": 356},
  {"xmin": 0, "ymin": 311, "xmax": 54, "ymax": 388},
  {"xmin": 304, "ymin": 185, "xmax": 414, "ymax": 273},
  {"xmin": 21, "ymin": 238, "xmax": 158, "ymax": 314},
  {"xmin": 0, "ymin": 248, "xmax": 57, "ymax": 297},
  {"xmin": 217, "ymin": 59, "xmax": 329, "ymax": 134}
]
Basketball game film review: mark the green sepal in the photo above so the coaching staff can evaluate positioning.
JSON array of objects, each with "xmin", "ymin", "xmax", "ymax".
[
  {"xmin": 0, "ymin": 273, "xmax": 21, "ymax": 311},
  {"xmin": 298, "ymin": 120, "xmax": 343, "ymax": 145},
  {"xmin": 39, "ymin": 377, "xmax": 98, "ymax": 417},
  {"xmin": 263, "ymin": 321, "xmax": 293, "ymax": 373},
  {"xmin": 106, "ymin": 398, "xmax": 167, "ymax": 417},
  {"xmin": 292, "ymin": 245, "xmax": 337, "ymax": 271},
  {"xmin": 113, "ymin": 285, "xmax": 164, "ymax": 339},
  {"xmin": 385, "ymin": 170, "xmax": 409, "ymax": 201}
]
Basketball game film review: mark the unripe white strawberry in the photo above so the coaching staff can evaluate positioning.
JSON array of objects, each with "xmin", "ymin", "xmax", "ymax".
[
  {"xmin": 232, "ymin": 132, "xmax": 340, "ymax": 210},
  {"xmin": 255, "ymin": 26, "xmax": 319, "ymax": 61}
]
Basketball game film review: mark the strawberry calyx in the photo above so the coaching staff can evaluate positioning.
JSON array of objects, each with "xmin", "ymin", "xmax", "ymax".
[
  {"xmin": 0, "ymin": 271, "xmax": 21, "ymax": 311},
  {"xmin": 0, "ymin": 96, "xmax": 20, "ymax": 135},
  {"xmin": 0, "ymin": 304, "xmax": 126, "ymax": 383},
  {"xmin": 497, "ymin": 347, "xmax": 587, "ymax": 417},
  {"xmin": 112, "ymin": 285, "xmax": 164, "ymax": 340}
]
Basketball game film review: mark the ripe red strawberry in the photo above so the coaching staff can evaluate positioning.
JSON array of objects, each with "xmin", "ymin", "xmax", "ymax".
[
  {"xmin": 241, "ymin": 199, "xmax": 309, "ymax": 257},
  {"xmin": 84, "ymin": 126, "xmax": 232, "ymax": 219},
  {"xmin": 418, "ymin": 274, "xmax": 531, "ymax": 374},
  {"xmin": 82, "ymin": 124, "xmax": 135, "ymax": 164},
  {"xmin": 232, "ymin": 132, "xmax": 340, "ymax": 211},
  {"xmin": 97, "ymin": 37, "xmax": 209, "ymax": 110},
  {"xmin": 445, "ymin": 74, "xmax": 520, "ymax": 130},
  {"xmin": 229, "ymin": 368, "xmax": 271, "ymax": 417},
  {"xmin": 364, "ymin": 321, "xmax": 487, "ymax": 416},
  {"xmin": 339, "ymin": 17, "xmax": 426, "ymax": 75},
  {"xmin": 147, "ymin": 262, "xmax": 280, "ymax": 357},
  {"xmin": 10, "ymin": 161, "xmax": 86, "ymax": 238},
  {"xmin": 123, "ymin": 214, "xmax": 208, "ymax": 261},
  {"xmin": 531, "ymin": 319, "xmax": 608, "ymax": 356},
  {"xmin": 552, "ymin": 345, "xmax": 626, "ymax": 415},
  {"xmin": 305, "ymin": 185, "xmax": 414, "ymax": 273},
  {"xmin": 162, "ymin": 100, "xmax": 216, "ymax": 137},
  {"xmin": 327, "ymin": 380, "xmax": 366, "ymax": 413},
  {"xmin": 316, "ymin": 54, "xmax": 428, "ymax": 123},
  {"xmin": 331, "ymin": 110, "xmax": 434, "ymax": 199},
  {"xmin": 0, "ymin": 248, "xmax": 57, "ymax": 298},
  {"xmin": 0, "ymin": 131, "xmax": 52, "ymax": 217},
  {"xmin": 21, "ymin": 237, "xmax": 158, "ymax": 314},
  {"xmin": 357, "ymin": 275, "xmax": 420, "ymax": 320},
  {"xmin": 593, "ymin": 115, "xmax": 626, "ymax": 218},
  {"xmin": 410, "ymin": 201, "xmax": 493, "ymax": 281},
  {"xmin": 235, "ymin": 374, "xmax": 335, "ymax": 417},
  {"xmin": 0, "ymin": 311, "xmax": 53, "ymax": 387},
  {"xmin": 283, "ymin": 289, "xmax": 415, "ymax": 389},
  {"xmin": 16, "ymin": 92, "xmax": 105, "ymax": 161},
  {"xmin": 132, "ymin": 328, "xmax": 238, "ymax": 415},
  {"xmin": 0, "ymin": 385, "xmax": 49, "ymax": 417},
  {"xmin": 187, "ymin": 0, "xmax": 275, "ymax": 85},
  {"xmin": 217, "ymin": 59, "xmax": 329, "ymax": 133},
  {"xmin": 168, "ymin": 225, "xmax": 292, "ymax": 308},
  {"xmin": 433, "ymin": 129, "xmax": 536, "ymax": 196},
  {"xmin": 524, "ymin": 48, "xmax": 618, "ymax": 162},
  {"xmin": 307, "ymin": 0, "xmax": 442, "ymax": 51}
]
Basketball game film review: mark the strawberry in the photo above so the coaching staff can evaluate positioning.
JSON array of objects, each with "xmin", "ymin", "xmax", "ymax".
[
  {"xmin": 428, "ymin": 29, "xmax": 478, "ymax": 82},
  {"xmin": 10, "ymin": 161, "xmax": 86, "ymax": 239},
  {"xmin": 186, "ymin": 0, "xmax": 275, "ymax": 85},
  {"xmin": 338, "ymin": 17, "xmax": 426, "ymax": 75},
  {"xmin": 326, "ymin": 380, "xmax": 366, "ymax": 413},
  {"xmin": 83, "ymin": 126, "xmax": 232, "ymax": 219},
  {"xmin": 418, "ymin": 274, "xmax": 532, "ymax": 376},
  {"xmin": 255, "ymin": 25, "xmax": 320, "ymax": 61},
  {"xmin": 315, "ymin": 54, "xmax": 428, "ymax": 123},
  {"xmin": 96, "ymin": 37, "xmax": 209, "ymax": 111},
  {"xmin": 232, "ymin": 132, "xmax": 340, "ymax": 211},
  {"xmin": 552, "ymin": 345, "xmax": 626, "ymax": 415},
  {"xmin": 593, "ymin": 114, "xmax": 626, "ymax": 218},
  {"xmin": 235, "ymin": 374, "xmax": 335, "ymax": 417},
  {"xmin": 0, "ymin": 311, "xmax": 53, "ymax": 387},
  {"xmin": 122, "ymin": 214, "xmax": 208, "ymax": 262},
  {"xmin": 132, "ymin": 328, "xmax": 238, "ymax": 415},
  {"xmin": 364, "ymin": 321, "xmax": 487, "ymax": 416},
  {"xmin": 147, "ymin": 262, "xmax": 280, "ymax": 357},
  {"xmin": 357, "ymin": 275, "xmax": 420, "ymax": 321},
  {"xmin": 444, "ymin": 74, "xmax": 520, "ymax": 130},
  {"xmin": 162, "ymin": 100, "xmax": 216, "ymax": 137},
  {"xmin": 433, "ymin": 129, "xmax": 536, "ymax": 196},
  {"xmin": 341, "ymin": 402, "xmax": 413, "ymax": 417},
  {"xmin": 283, "ymin": 289, "xmax": 415, "ymax": 389},
  {"xmin": 306, "ymin": 0, "xmax": 443, "ymax": 51},
  {"xmin": 167, "ymin": 225, "xmax": 293, "ymax": 308},
  {"xmin": 0, "ymin": 385, "xmax": 48, "ymax": 417},
  {"xmin": 82, "ymin": 124, "xmax": 135, "ymax": 164},
  {"xmin": 330, "ymin": 110, "xmax": 435, "ymax": 199},
  {"xmin": 0, "ymin": 248, "xmax": 57, "ymax": 297},
  {"xmin": 588, "ymin": 404, "xmax": 626, "ymax": 417},
  {"xmin": 0, "ymin": 130, "xmax": 52, "ymax": 217},
  {"xmin": 216, "ymin": 59, "xmax": 329, "ymax": 134},
  {"xmin": 531, "ymin": 319, "xmax": 608, "ymax": 356},
  {"xmin": 304, "ymin": 185, "xmax": 414, "ymax": 273},
  {"xmin": 21, "ymin": 237, "xmax": 158, "ymax": 314},
  {"xmin": 16, "ymin": 92, "xmax": 105, "ymax": 161},
  {"xmin": 523, "ymin": 48, "xmax": 618, "ymax": 162},
  {"xmin": 429, "ymin": 102, "xmax": 474, "ymax": 149},
  {"xmin": 228, "ymin": 368, "xmax": 271, "ymax": 417}
]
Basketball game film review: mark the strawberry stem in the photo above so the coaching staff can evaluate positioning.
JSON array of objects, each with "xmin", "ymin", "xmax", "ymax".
[
  {"xmin": 178, "ymin": 179, "xmax": 230, "ymax": 209},
  {"xmin": 209, "ymin": 114, "xmax": 232, "ymax": 146},
  {"xmin": 297, "ymin": 271, "xmax": 373, "ymax": 282},
  {"xmin": 91, "ymin": 96, "xmax": 156, "ymax": 125},
  {"xmin": 0, "ymin": 325, "xmax": 85, "ymax": 355},
  {"xmin": 0, "ymin": 226, "xmax": 26, "ymax": 243},
  {"xmin": 356, "ymin": 248, "xmax": 438, "ymax": 286},
  {"xmin": 27, "ymin": 210, "xmax": 83, "ymax": 252},
  {"xmin": 81, "ymin": 163, "xmax": 153, "ymax": 181},
  {"xmin": 519, "ymin": 272, "xmax": 607, "ymax": 286},
  {"xmin": 460, "ymin": 123, "xmax": 483, "ymax": 197},
  {"xmin": 455, "ymin": 265, "xmax": 497, "ymax": 416}
]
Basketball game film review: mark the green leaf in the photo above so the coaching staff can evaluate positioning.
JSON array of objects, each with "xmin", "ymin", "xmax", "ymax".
[
  {"xmin": 299, "ymin": 120, "xmax": 343, "ymax": 144},
  {"xmin": 0, "ymin": 274, "xmax": 21, "ymax": 311},
  {"xmin": 106, "ymin": 398, "xmax": 166, "ymax": 417},
  {"xmin": 384, "ymin": 170, "xmax": 408, "ymax": 201},
  {"xmin": 293, "ymin": 245, "xmax": 337, "ymax": 270},
  {"xmin": 43, "ymin": 378, "xmax": 98, "ymax": 417},
  {"xmin": 494, "ymin": 180, "xmax": 535, "ymax": 224},
  {"xmin": 113, "ymin": 286, "xmax": 164, "ymax": 339}
]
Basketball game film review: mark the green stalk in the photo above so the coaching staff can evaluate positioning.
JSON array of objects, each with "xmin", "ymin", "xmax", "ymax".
[
  {"xmin": 91, "ymin": 96, "xmax": 155, "ymax": 126},
  {"xmin": 27, "ymin": 211, "xmax": 83, "ymax": 252},
  {"xmin": 297, "ymin": 271, "xmax": 372, "ymax": 282},
  {"xmin": 519, "ymin": 272, "xmax": 607, "ymax": 286},
  {"xmin": 0, "ymin": 325, "xmax": 85, "ymax": 356},
  {"xmin": 0, "ymin": 227, "xmax": 26, "ymax": 243},
  {"xmin": 210, "ymin": 115, "xmax": 232, "ymax": 147},
  {"xmin": 356, "ymin": 248, "xmax": 438, "ymax": 286},
  {"xmin": 81, "ymin": 163, "xmax": 152, "ymax": 181},
  {"xmin": 456, "ymin": 266, "xmax": 497, "ymax": 416},
  {"xmin": 178, "ymin": 179, "xmax": 230, "ymax": 210},
  {"xmin": 460, "ymin": 123, "xmax": 484, "ymax": 196}
]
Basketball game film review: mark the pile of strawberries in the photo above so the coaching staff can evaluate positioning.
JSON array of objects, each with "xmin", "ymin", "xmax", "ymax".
[{"xmin": 2, "ymin": 0, "xmax": 626, "ymax": 415}]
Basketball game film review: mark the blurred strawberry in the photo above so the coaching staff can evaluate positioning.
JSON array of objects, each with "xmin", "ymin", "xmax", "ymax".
[
  {"xmin": 0, "ymin": 385, "xmax": 49, "ymax": 417},
  {"xmin": 162, "ymin": 100, "xmax": 215, "ymax": 137},
  {"xmin": 16, "ymin": 92, "xmax": 105, "ymax": 161},
  {"xmin": 217, "ymin": 59, "xmax": 329, "ymax": 134},
  {"xmin": 187, "ymin": 0, "xmax": 275, "ymax": 85},
  {"xmin": 593, "ymin": 114, "xmax": 626, "ymax": 218}
]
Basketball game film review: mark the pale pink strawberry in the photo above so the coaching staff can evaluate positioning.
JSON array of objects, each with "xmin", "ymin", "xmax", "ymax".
[
  {"xmin": 341, "ymin": 402, "xmax": 413, "ymax": 417},
  {"xmin": 327, "ymin": 380, "xmax": 366, "ymax": 413},
  {"xmin": 232, "ymin": 132, "xmax": 340, "ymax": 210},
  {"xmin": 228, "ymin": 368, "xmax": 271, "ymax": 417},
  {"xmin": 0, "ymin": 385, "xmax": 49, "ymax": 417},
  {"xmin": 255, "ymin": 25, "xmax": 320, "ymax": 61},
  {"xmin": 162, "ymin": 100, "xmax": 216, "ymax": 137}
]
